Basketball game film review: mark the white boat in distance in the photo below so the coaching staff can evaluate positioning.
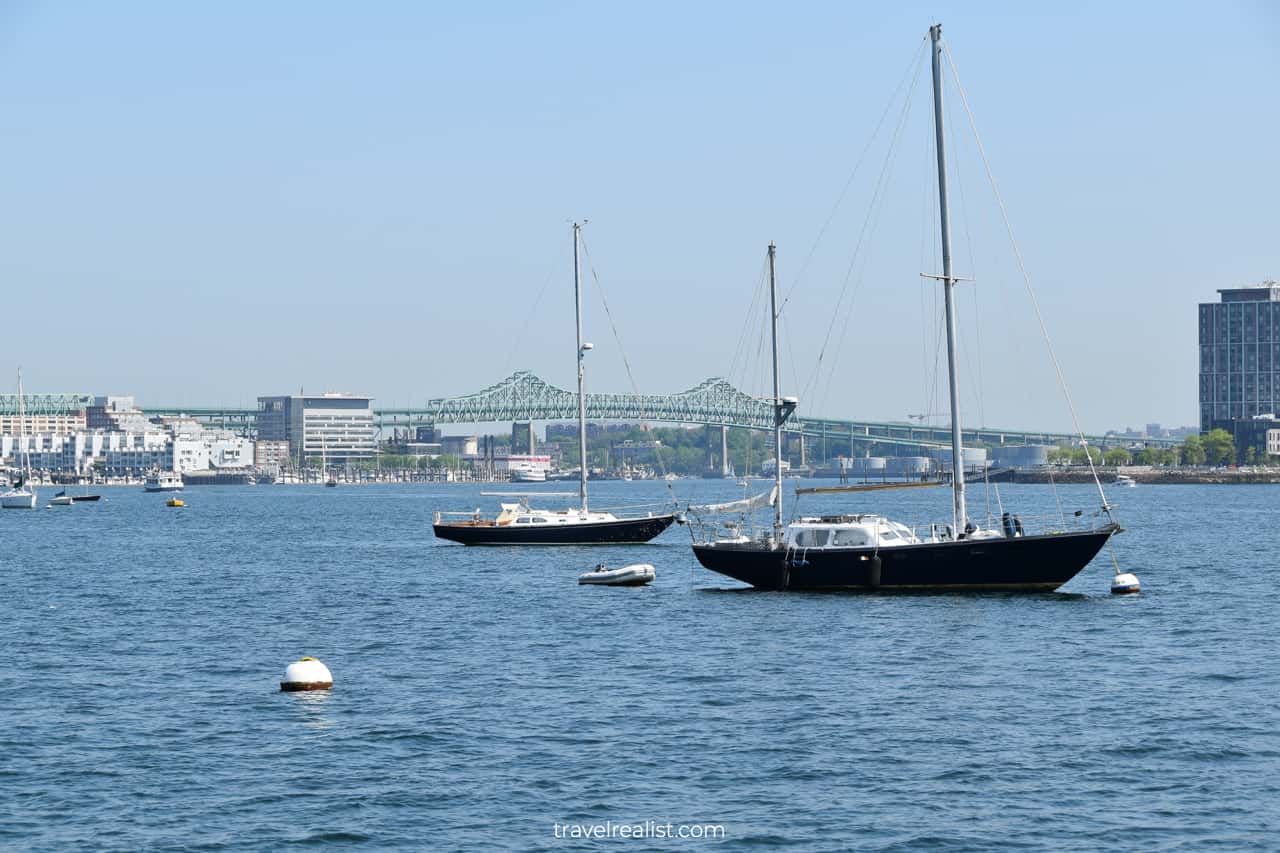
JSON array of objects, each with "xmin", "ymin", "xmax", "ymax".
[
  {"xmin": 1112, "ymin": 474, "xmax": 1136, "ymax": 487},
  {"xmin": 144, "ymin": 471, "xmax": 184, "ymax": 492},
  {"xmin": 1, "ymin": 370, "xmax": 37, "ymax": 510}
]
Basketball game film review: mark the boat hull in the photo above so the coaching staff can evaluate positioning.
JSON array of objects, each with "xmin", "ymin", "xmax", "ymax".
[
  {"xmin": 692, "ymin": 527, "xmax": 1117, "ymax": 591},
  {"xmin": 434, "ymin": 514, "xmax": 676, "ymax": 545},
  {"xmin": 1, "ymin": 492, "xmax": 36, "ymax": 509}
]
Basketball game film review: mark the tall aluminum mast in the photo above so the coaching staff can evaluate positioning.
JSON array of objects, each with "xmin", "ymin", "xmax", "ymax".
[
  {"xmin": 768, "ymin": 242, "xmax": 784, "ymax": 538},
  {"xmin": 930, "ymin": 23, "xmax": 968, "ymax": 533},
  {"xmin": 572, "ymin": 222, "xmax": 590, "ymax": 514}
]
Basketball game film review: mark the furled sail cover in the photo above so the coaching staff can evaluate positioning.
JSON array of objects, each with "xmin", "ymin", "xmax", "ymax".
[{"xmin": 688, "ymin": 485, "xmax": 777, "ymax": 516}]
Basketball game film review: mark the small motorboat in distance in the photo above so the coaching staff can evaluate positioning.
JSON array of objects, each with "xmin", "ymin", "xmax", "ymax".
[
  {"xmin": 578, "ymin": 563, "xmax": 656, "ymax": 587},
  {"xmin": 1112, "ymin": 474, "xmax": 1137, "ymax": 488},
  {"xmin": 49, "ymin": 491, "xmax": 74, "ymax": 507}
]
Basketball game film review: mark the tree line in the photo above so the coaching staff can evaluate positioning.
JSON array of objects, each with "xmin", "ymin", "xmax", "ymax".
[{"xmin": 1046, "ymin": 429, "xmax": 1240, "ymax": 467}]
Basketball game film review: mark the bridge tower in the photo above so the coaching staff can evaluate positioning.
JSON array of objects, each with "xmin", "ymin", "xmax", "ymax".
[{"xmin": 512, "ymin": 421, "xmax": 535, "ymax": 455}]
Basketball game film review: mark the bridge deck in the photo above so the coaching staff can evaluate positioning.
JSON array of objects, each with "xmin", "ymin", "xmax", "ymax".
[{"xmin": 146, "ymin": 371, "xmax": 1174, "ymax": 449}]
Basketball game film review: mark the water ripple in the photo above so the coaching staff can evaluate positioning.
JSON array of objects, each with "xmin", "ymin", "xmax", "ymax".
[{"xmin": 1, "ymin": 483, "xmax": 1278, "ymax": 850}]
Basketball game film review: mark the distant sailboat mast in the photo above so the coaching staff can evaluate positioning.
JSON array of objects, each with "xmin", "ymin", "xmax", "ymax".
[
  {"xmin": 573, "ymin": 221, "xmax": 590, "ymax": 515},
  {"xmin": 17, "ymin": 368, "xmax": 29, "ymax": 488},
  {"xmin": 930, "ymin": 23, "xmax": 968, "ymax": 533}
]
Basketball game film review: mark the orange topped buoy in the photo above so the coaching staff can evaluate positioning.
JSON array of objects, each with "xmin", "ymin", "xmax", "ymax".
[{"xmin": 280, "ymin": 656, "xmax": 333, "ymax": 691}]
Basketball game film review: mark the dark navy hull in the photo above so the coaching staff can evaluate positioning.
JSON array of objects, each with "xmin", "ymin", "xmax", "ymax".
[
  {"xmin": 692, "ymin": 527, "xmax": 1117, "ymax": 591},
  {"xmin": 434, "ymin": 514, "xmax": 676, "ymax": 546}
]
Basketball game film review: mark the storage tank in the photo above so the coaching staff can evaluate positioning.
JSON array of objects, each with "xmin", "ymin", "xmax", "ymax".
[
  {"xmin": 852, "ymin": 456, "xmax": 887, "ymax": 477},
  {"xmin": 990, "ymin": 445, "xmax": 1051, "ymax": 468},
  {"xmin": 931, "ymin": 447, "xmax": 988, "ymax": 473},
  {"xmin": 887, "ymin": 456, "xmax": 933, "ymax": 476}
]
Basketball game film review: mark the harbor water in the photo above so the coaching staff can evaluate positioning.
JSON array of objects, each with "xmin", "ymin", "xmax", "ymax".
[{"xmin": 2, "ymin": 481, "xmax": 1277, "ymax": 850}]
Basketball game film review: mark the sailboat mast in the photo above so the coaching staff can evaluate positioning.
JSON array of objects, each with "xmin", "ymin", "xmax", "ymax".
[
  {"xmin": 573, "ymin": 222, "xmax": 589, "ymax": 514},
  {"xmin": 17, "ymin": 369, "xmax": 29, "ymax": 482},
  {"xmin": 930, "ymin": 23, "xmax": 968, "ymax": 532},
  {"xmin": 768, "ymin": 242, "xmax": 784, "ymax": 536}
]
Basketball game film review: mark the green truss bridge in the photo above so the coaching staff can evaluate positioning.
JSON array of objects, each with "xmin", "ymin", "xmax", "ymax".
[{"xmin": 149, "ymin": 371, "xmax": 1174, "ymax": 453}]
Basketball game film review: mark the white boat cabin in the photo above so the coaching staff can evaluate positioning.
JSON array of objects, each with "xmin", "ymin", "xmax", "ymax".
[
  {"xmin": 493, "ymin": 502, "xmax": 619, "ymax": 526},
  {"xmin": 783, "ymin": 514, "xmax": 1007, "ymax": 550}
]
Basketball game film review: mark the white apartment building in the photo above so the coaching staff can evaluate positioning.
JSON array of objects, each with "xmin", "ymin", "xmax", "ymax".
[
  {"xmin": 2, "ymin": 429, "xmax": 254, "ymax": 476},
  {"xmin": 257, "ymin": 393, "xmax": 375, "ymax": 464}
]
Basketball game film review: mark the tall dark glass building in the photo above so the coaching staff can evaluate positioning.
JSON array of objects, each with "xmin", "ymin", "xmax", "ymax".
[{"xmin": 1198, "ymin": 282, "xmax": 1280, "ymax": 434}]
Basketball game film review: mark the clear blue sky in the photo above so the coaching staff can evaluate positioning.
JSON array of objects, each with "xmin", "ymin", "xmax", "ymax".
[{"xmin": 1, "ymin": 1, "xmax": 1276, "ymax": 432}]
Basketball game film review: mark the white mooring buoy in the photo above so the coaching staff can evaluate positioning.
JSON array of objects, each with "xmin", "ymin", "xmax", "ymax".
[
  {"xmin": 1110, "ymin": 572, "xmax": 1141, "ymax": 595},
  {"xmin": 280, "ymin": 656, "xmax": 333, "ymax": 691}
]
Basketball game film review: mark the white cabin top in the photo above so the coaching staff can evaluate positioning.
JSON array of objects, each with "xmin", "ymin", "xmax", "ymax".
[
  {"xmin": 494, "ymin": 502, "xmax": 619, "ymax": 526},
  {"xmin": 784, "ymin": 515, "xmax": 922, "ymax": 549}
]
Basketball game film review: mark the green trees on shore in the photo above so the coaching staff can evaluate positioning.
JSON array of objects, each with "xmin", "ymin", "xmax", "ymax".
[
  {"xmin": 1053, "ymin": 428, "xmax": 1238, "ymax": 468},
  {"xmin": 1201, "ymin": 429, "xmax": 1235, "ymax": 465},
  {"xmin": 1103, "ymin": 448, "xmax": 1132, "ymax": 466}
]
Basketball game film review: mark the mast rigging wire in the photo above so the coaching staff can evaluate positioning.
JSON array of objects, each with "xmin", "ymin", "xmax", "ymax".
[
  {"xmin": 808, "ymin": 51, "xmax": 926, "ymax": 415},
  {"xmin": 577, "ymin": 232, "xmax": 675, "ymax": 484},
  {"xmin": 779, "ymin": 35, "xmax": 930, "ymax": 316},
  {"xmin": 503, "ymin": 243, "xmax": 569, "ymax": 374},
  {"xmin": 942, "ymin": 43, "xmax": 1112, "ymax": 516}
]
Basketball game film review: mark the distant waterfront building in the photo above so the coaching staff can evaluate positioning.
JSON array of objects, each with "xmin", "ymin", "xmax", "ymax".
[
  {"xmin": 86, "ymin": 396, "xmax": 150, "ymax": 432},
  {"xmin": 511, "ymin": 421, "xmax": 537, "ymax": 455},
  {"xmin": 1199, "ymin": 281, "xmax": 1280, "ymax": 426},
  {"xmin": 257, "ymin": 393, "xmax": 375, "ymax": 464},
  {"xmin": 1199, "ymin": 281, "xmax": 1280, "ymax": 458},
  {"xmin": 1, "ymin": 427, "xmax": 254, "ymax": 476},
  {"xmin": 254, "ymin": 440, "xmax": 290, "ymax": 469},
  {"xmin": 0, "ymin": 393, "xmax": 91, "ymax": 436}
]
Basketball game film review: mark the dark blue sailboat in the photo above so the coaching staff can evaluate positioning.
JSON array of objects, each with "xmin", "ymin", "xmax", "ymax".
[
  {"xmin": 433, "ymin": 223, "xmax": 677, "ymax": 546},
  {"xmin": 690, "ymin": 25, "xmax": 1120, "ymax": 591}
]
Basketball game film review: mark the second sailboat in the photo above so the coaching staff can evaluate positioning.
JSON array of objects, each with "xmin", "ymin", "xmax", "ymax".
[{"xmin": 432, "ymin": 223, "xmax": 678, "ymax": 545}]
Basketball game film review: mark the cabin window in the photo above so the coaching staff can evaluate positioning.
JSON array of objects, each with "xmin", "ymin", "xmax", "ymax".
[
  {"xmin": 833, "ymin": 529, "xmax": 868, "ymax": 546},
  {"xmin": 532, "ymin": 517, "xmax": 548, "ymax": 524},
  {"xmin": 880, "ymin": 529, "xmax": 899, "ymax": 540},
  {"xmin": 516, "ymin": 518, "xmax": 531, "ymax": 524},
  {"xmin": 795, "ymin": 529, "xmax": 830, "ymax": 548}
]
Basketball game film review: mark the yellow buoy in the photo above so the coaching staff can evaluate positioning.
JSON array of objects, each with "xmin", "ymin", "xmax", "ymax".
[
  {"xmin": 166, "ymin": 498, "xmax": 185, "ymax": 507},
  {"xmin": 280, "ymin": 656, "xmax": 333, "ymax": 691}
]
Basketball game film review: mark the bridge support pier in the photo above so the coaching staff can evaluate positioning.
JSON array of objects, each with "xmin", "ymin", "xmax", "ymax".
[{"xmin": 721, "ymin": 425, "xmax": 730, "ymax": 477}]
